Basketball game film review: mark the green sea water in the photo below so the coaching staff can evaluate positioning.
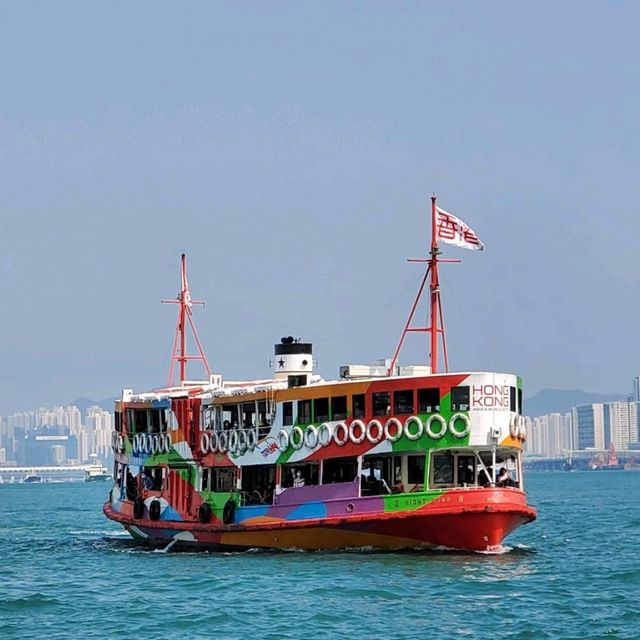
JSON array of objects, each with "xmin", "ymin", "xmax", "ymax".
[{"xmin": 0, "ymin": 472, "xmax": 638, "ymax": 639}]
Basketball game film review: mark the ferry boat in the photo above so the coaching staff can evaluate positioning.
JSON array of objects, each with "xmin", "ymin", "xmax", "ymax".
[
  {"xmin": 104, "ymin": 197, "xmax": 537, "ymax": 551},
  {"xmin": 85, "ymin": 455, "xmax": 112, "ymax": 482}
]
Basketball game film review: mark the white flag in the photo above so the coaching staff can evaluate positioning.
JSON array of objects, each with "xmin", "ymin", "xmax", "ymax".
[{"xmin": 436, "ymin": 207, "xmax": 484, "ymax": 251}]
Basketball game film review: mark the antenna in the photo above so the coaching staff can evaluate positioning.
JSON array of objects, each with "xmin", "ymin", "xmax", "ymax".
[{"xmin": 161, "ymin": 254, "xmax": 212, "ymax": 386}]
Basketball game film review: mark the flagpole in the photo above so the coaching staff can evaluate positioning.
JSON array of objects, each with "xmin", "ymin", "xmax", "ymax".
[{"xmin": 430, "ymin": 196, "xmax": 440, "ymax": 373}]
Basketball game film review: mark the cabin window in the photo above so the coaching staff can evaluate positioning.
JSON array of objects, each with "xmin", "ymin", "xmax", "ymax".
[
  {"xmin": 298, "ymin": 399, "xmax": 312, "ymax": 424},
  {"xmin": 331, "ymin": 396, "xmax": 347, "ymax": 421},
  {"xmin": 518, "ymin": 388, "xmax": 523, "ymax": 415},
  {"xmin": 282, "ymin": 402, "xmax": 293, "ymax": 426},
  {"xmin": 509, "ymin": 387, "xmax": 517, "ymax": 413},
  {"xmin": 394, "ymin": 390, "xmax": 414, "ymax": 415},
  {"xmin": 314, "ymin": 398, "xmax": 329, "ymax": 423},
  {"xmin": 149, "ymin": 409, "xmax": 167, "ymax": 433},
  {"xmin": 201, "ymin": 467, "xmax": 235, "ymax": 492},
  {"xmin": 142, "ymin": 466, "xmax": 163, "ymax": 491},
  {"xmin": 281, "ymin": 462, "xmax": 319, "ymax": 488},
  {"xmin": 322, "ymin": 456, "xmax": 358, "ymax": 483},
  {"xmin": 222, "ymin": 404, "xmax": 239, "ymax": 430},
  {"xmin": 257, "ymin": 401, "xmax": 271, "ymax": 437},
  {"xmin": 133, "ymin": 409, "xmax": 148, "ymax": 434},
  {"xmin": 457, "ymin": 455, "xmax": 476, "ymax": 486},
  {"xmin": 451, "ymin": 386, "xmax": 470, "ymax": 411},
  {"xmin": 408, "ymin": 455, "xmax": 425, "ymax": 488},
  {"xmin": 418, "ymin": 388, "xmax": 440, "ymax": 413},
  {"xmin": 242, "ymin": 465, "xmax": 276, "ymax": 504},
  {"xmin": 115, "ymin": 412, "xmax": 122, "ymax": 433},
  {"xmin": 352, "ymin": 394, "xmax": 365, "ymax": 419},
  {"xmin": 431, "ymin": 452, "xmax": 454, "ymax": 486},
  {"xmin": 242, "ymin": 402, "xmax": 256, "ymax": 428},
  {"xmin": 361, "ymin": 455, "xmax": 402, "ymax": 495},
  {"xmin": 372, "ymin": 392, "xmax": 390, "ymax": 417},
  {"xmin": 288, "ymin": 374, "xmax": 307, "ymax": 388}
]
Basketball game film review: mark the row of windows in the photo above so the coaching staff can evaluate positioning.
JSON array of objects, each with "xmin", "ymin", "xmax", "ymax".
[{"xmin": 282, "ymin": 389, "xmax": 443, "ymax": 425}]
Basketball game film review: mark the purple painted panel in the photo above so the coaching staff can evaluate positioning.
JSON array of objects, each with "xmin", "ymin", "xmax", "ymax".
[
  {"xmin": 275, "ymin": 481, "xmax": 359, "ymax": 506},
  {"xmin": 325, "ymin": 495, "xmax": 385, "ymax": 517}
]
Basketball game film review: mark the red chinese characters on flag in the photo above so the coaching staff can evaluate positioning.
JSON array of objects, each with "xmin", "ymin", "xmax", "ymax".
[{"xmin": 436, "ymin": 207, "xmax": 484, "ymax": 251}]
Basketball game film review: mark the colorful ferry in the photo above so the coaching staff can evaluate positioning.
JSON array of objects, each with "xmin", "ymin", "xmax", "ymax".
[{"xmin": 104, "ymin": 198, "xmax": 536, "ymax": 551}]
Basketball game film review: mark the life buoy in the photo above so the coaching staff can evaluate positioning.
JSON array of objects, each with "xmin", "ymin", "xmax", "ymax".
[
  {"xmin": 150, "ymin": 434, "xmax": 158, "ymax": 455},
  {"xmin": 290, "ymin": 426, "xmax": 304, "ymax": 450},
  {"xmin": 149, "ymin": 499, "xmax": 161, "ymax": 521},
  {"xmin": 384, "ymin": 418, "xmax": 403, "ymax": 442},
  {"xmin": 237, "ymin": 430, "xmax": 247, "ymax": 453},
  {"xmin": 425, "ymin": 414, "xmax": 447, "ymax": 439},
  {"xmin": 318, "ymin": 423, "xmax": 333, "ymax": 446},
  {"xmin": 246, "ymin": 429, "xmax": 257, "ymax": 451},
  {"xmin": 198, "ymin": 502, "xmax": 212, "ymax": 524},
  {"xmin": 200, "ymin": 432, "xmax": 211, "ymax": 454},
  {"xmin": 333, "ymin": 422, "xmax": 349, "ymax": 446},
  {"xmin": 222, "ymin": 499, "xmax": 236, "ymax": 524},
  {"xmin": 132, "ymin": 434, "xmax": 140, "ymax": 455},
  {"xmin": 209, "ymin": 431, "xmax": 219, "ymax": 454},
  {"xmin": 509, "ymin": 414, "xmax": 518, "ymax": 439},
  {"xmin": 277, "ymin": 429, "xmax": 289, "ymax": 452},
  {"xmin": 228, "ymin": 430, "xmax": 239, "ymax": 453},
  {"xmin": 404, "ymin": 416, "xmax": 424, "ymax": 441},
  {"xmin": 449, "ymin": 413, "xmax": 470, "ymax": 438},
  {"xmin": 517, "ymin": 416, "xmax": 527, "ymax": 441},
  {"xmin": 218, "ymin": 431, "xmax": 228, "ymax": 453},
  {"xmin": 366, "ymin": 419, "xmax": 384, "ymax": 444},
  {"xmin": 304, "ymin": 425, "xmax": 319, "ymax": 449},
  {"xmin": 133, "ymin": 496, "xmax": 145, "ymax": 519},
  {"xmin": 349, "ymin": 420, "xmax": 366, "ymax": 445},
  {"xmin": 144, "ymin": 433, "xmax": 153, "ymax": 455},
  {"xmin": 164, "ymin": 433, "xmax": 172, "ymax": 453}
]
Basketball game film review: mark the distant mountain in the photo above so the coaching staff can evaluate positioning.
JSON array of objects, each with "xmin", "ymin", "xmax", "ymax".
[
  {"xmin": 68, "ymin": 397, "xmax": 117, "ymax": 415},
  {"xmin": 524, "ymin": 388, "xmax": 628, "ymax": 418}
]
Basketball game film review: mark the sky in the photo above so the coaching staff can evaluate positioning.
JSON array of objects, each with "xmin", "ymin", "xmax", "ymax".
[{"xmin": 1, "ymin": 1, "xmax": 639, "ymax": 414}]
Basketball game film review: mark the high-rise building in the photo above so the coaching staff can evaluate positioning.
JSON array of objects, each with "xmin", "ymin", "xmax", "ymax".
[
  {"xmin": 572, "ymin": 404, "xmax": 605, "ymax": 450},
  {"xmin": 634, "ymin": 376, "xmax": 640, "ymax": 403}
]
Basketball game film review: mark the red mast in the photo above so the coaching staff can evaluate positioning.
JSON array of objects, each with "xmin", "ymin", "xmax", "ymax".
[
  {"xmin": 387, "ymin": 195, "xmax": 459, "ymax": 375},
  {"xmin": 162, "ymin": 254, "xmax": 212, "ymax": 387}
]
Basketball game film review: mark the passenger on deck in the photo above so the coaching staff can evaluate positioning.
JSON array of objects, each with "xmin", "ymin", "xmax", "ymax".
[
  {"xmin": 293, "ymin": 470, "xmax": 305, "ymax": 488},
  {"xmin": 223, "ymin": 420, "xmax": 231, "ymax": 431},
  {"xmin": 496, "ymin": 467, "xmax": 510, "ymax": 487},
  {"xmin": 126, "ymin": 470, "xmax": 137, "ymax": 500}
]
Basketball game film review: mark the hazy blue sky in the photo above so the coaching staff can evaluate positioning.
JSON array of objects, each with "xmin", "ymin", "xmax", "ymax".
[{"xmin": 1, "ymin": 1, "xmax": 639, "ymax": 414}]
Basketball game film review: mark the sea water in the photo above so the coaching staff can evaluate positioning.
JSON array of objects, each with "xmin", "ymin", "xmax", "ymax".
[{"xmin": 0, "ymin": 472, "xmax": 639, "ymax": 640}]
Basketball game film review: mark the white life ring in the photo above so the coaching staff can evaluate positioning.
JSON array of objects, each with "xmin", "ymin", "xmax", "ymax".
[
  {"xmin": 218, "ymin": 431, "xmax": 228, "ymax": 453},
  {"xmin": 208, "ymin": 431, "xmax": 218, "ymax": 453},
  {"xmin": 349, "ymin": 420, "xmax": 366, "ymax": 445},
  {"xmin": 404, "ymin": 416, "xmax": 424, "ymax": 441},
  {"xmin": 164, "ymin": 433, "xmax": 172, "ymax": 453},
  {"xmin": 277, "ymin": 429, "xmax": 289, "ymax": 452},
  {"xmin": 143, "ymin": 433, "xmax": 152, "ymax": 454},
  {"xmin": 200, "ymin": 432, "xmax": 211, "ymax": 454},
  {"xmin": 517, "ymin": 416, "xmax": 527, "ymax": 441},
  {"xmin": 425, "ymin": 414, "xmax": 447, "ymax": 439},
  {"xmin": 304, "ymin": 425, "xmax": 319, "ymax": 449},
  {"xmin": 290, "ymin": 426, "xmax": 304, "ymax": 450},
  {"xmin": 246, "ymin": 429, "xmax": 257, "ymax": 451},
  {"xmin": 449, "ymin": 413, "xmax": 471, "ymax": 438},
  {"xmin": 132, "ymin": 434, "xmax": 140, "ymax": 454},
  {"xmin": 334, "ymin": 422, "xmax": 349, "ymax": 446},
  {"xmin": 229, "ymin": 430, "xmax": 239, "ymax": 453},
  {"xmin": 237, "ymin": 430, "xmax": 247, "ymax": 453},
  {"xmin": 366, "ymin": 419, "xmax": 384, "ymax": 444},
  {"xmin": 509, "ymin": 414, "xmax": 518, "ymax": 439},
  {"xmin": 384, "ymin": 418, "xmax": 403, "ymax": 442},
  {"xmin": 318, "ymin": 423, "xmax": 333, "ymax": 446}
]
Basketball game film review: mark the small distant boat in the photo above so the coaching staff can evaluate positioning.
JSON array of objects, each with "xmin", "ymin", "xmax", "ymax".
[
  {"xmin": 23, "ymin": 474, "xmax": 43, "ymax": 484},
  {"xmin": 85, "ymin": 455, "xmax": 111, "ymax": 482},
  {"xmin": 624, "ymin": 458, "xmax": 640, "ymax": 472}
]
